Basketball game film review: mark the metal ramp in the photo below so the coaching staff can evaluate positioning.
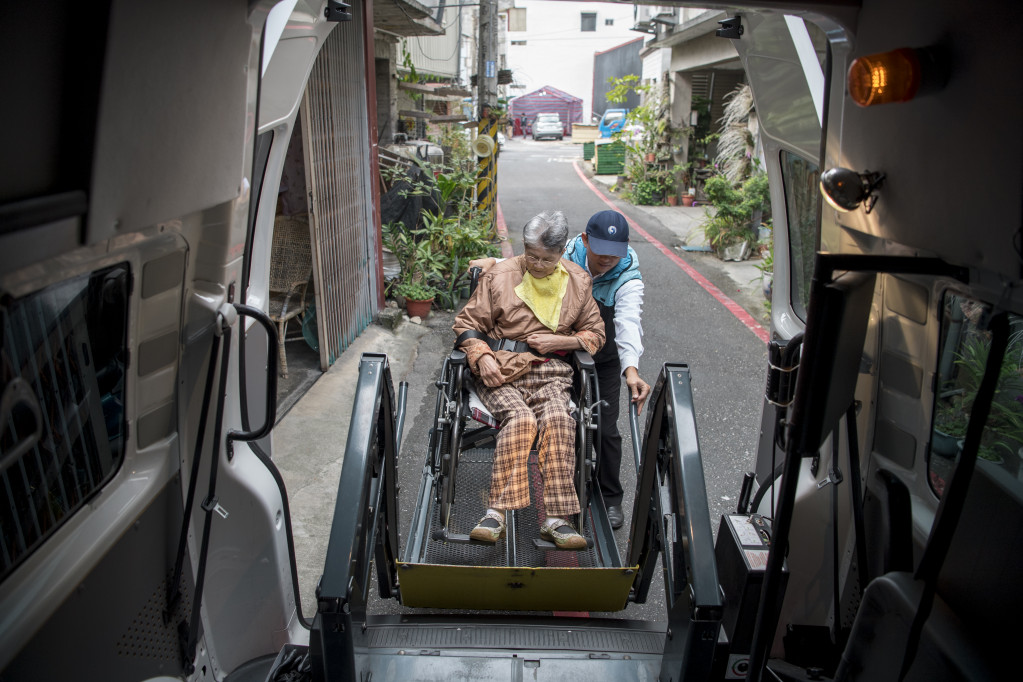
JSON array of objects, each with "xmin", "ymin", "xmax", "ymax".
[
  {"xmin": 307, "ymin": 354, "xmax": 725, "ymax": 682},
  {"xmin": 400, "ymin": 446, "xmax": 635, "ymax": 612}
]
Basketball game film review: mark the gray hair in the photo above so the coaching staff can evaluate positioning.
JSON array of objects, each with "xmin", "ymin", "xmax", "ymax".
[{"xmin": 522, "ymin": 211, "xmax": 569, "ymax": 252}]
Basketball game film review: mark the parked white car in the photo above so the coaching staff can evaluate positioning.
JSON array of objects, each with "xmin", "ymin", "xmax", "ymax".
[{"xmin": 532, "ymin": 113, "xmax": 563, "ymax": 141}]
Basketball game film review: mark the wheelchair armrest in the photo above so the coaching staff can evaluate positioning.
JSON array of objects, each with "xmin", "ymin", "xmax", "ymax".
[
  {"xmin": 449, "ymin": 349, "xmax": 467, "ymax": 365},
  {"xmin": 571, "ymin": 349, "xmax": 595, "ymax": 372}
]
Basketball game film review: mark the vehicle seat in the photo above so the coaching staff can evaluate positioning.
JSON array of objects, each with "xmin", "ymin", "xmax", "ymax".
[{"xmin": 835, "ymin": 572, "xmax": 996, "ymax": 681}]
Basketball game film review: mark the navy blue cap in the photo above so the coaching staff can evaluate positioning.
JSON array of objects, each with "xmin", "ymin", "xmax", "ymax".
[{"xmin": 585, "ymin": 210, "xmax": 629, "ymax": 258}]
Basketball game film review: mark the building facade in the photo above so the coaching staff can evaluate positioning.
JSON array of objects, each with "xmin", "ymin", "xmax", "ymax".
[{"xmin": 504, "ymin": 1, "xmax": 641, "ymax": 121}]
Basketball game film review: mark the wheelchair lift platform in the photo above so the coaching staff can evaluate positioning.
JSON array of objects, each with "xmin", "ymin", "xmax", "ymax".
[
  {"xmin": 400, "ymin": 446, "xmax": 637, "ymax": 612},
  {"xmin": 309, "ymin": 354, "xmax": 724, "ymax": 682}
]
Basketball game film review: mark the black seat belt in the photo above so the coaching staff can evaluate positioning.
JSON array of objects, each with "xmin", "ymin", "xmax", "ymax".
[
  {"xmin": 181, "ymin": 321, "xmax": 235, "ymax": 674},
  {"xmin": 454, "ymin": 329, "xmax": 532, "ymax": 354},
  {"xmin": 165, "ymin": 331, "xmax": 221, "ymax": 623},
  {"xmin": 898, "ymin": 312, "xmax": 1008, "ymax": 680},
  {"xmin": 163, "ymin": 311, "xmax": 236, "ymax": 674}
]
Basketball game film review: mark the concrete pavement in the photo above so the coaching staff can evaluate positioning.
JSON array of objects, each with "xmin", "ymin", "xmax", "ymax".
[{"xmin": 272, "ymin": 308, "xmax": 433, "ymax": 618}]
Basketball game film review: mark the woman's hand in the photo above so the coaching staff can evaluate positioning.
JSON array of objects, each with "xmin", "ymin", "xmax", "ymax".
[
  {"xmin": 467, "ymin": 257, "xmax": 497, "ymax": 273},
  {"xmin": 477, "ymin": 354, "xmax": 504, "ymax": 387},
  {"xmin": 526, "ymin": 333, "xmax": 574, "ymax": 355}
]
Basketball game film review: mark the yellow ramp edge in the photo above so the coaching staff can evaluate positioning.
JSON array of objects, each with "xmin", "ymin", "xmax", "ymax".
[{"xmin": 397, "ymin": 563, "xmax": 638, "ymax": 612}]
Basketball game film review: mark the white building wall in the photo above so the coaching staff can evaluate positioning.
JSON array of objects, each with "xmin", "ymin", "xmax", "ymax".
[
  {"xmin": 403, "ymin": 7, "xmax": 461, "ymax": 79},
  {"xmin": 505, "ymin": 1, "xmax": 642, "ymax": 120},
  {"xmin": 669, "ymin": 31, "xmax": 738, "ymax": 73},
  {"xmin": 641, "ymin": 48, "xmax": 672, "ymax": 87}
]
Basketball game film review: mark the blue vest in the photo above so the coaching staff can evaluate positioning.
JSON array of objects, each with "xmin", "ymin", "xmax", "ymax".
[{"xmin": 564, "ymin": 235, "xmax": 642, "ymax": 307}]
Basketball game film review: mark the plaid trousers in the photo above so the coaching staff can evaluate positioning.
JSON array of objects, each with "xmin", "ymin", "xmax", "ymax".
[{"xmin": 475, "ymin": 358, "xmax": 580, "ymax": 517}]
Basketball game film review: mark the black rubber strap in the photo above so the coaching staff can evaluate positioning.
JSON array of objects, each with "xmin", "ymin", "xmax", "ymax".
[
  {"xmin": 454, "ymin": 330, "xmax": 532, "ymax": 354},
  {"xmin": 898, "ymin": 311, "xmax": 1009, "ymax": 680},
  {"xmin": 454, "ymin": 329, "xmax": 493, "ymax": 350}
]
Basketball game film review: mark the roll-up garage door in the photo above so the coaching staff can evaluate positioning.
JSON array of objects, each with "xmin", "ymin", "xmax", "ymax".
[{"xmin": 300, "ymin": 3, "xmax": 378, "ymax": 370}]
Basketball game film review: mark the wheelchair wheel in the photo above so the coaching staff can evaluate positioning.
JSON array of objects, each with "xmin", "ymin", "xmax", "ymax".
[
  {"xmin": 575, "ymin": 365, "xmax": 600, "ymax": 531},
  {"xmin": 438, "ymin": 359, "xmax": 467, "ymax": 529}
]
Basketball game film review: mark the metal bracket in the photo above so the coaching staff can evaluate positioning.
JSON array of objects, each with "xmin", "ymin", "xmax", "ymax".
[
  {"xmin": 716, "ymin": 15, "xmax": 744, "ymax": 39},
  {"xmin": 324, "ymin": 0, "xmax": 352, "ymax": 22}
]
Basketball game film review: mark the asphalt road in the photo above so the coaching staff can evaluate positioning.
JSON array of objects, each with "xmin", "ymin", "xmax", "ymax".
[{"xmin": 370, "ymin": 136, "xmax": 768, "ymax": 624}]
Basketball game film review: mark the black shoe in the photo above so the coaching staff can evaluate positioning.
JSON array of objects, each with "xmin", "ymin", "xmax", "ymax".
[{"xmin": 606, "ymin": 505, "xmax": 624, "ymax": 530}]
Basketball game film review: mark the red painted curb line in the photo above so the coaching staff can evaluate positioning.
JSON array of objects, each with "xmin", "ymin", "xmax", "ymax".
[
  {"xmin": 495, "ymin": 200, "xmax": 515, "ymax": 259},
  {"xmin": 573, "ymin": 161, "xmax": 769, "ymax": 344}
]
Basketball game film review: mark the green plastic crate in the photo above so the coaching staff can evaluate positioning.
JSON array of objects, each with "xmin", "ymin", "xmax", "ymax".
[
  {"xmin": 583, "ymin": 142, "xmax": 594, "ymax": 160},
  {"xmin": 594, "ymin": 142, "xmax": 625, "ymax": 175}
]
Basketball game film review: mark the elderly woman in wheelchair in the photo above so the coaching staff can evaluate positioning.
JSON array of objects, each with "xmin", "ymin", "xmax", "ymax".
[{"xmin": 452, "ymin": 211, "xmax": 605, "ymax": 550}]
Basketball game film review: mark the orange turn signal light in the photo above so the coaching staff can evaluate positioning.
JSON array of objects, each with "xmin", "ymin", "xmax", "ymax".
[{"xmin": 848, "ymin": 48, "xmax": 922, "ymax": 107}]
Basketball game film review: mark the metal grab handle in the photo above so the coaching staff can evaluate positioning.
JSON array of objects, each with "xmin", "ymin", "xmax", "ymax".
[
  {"xmin": 0, "ymin": 378, "xmax": 43, "ymax": 474},
  {"xmin": 629, "ymin": 401, "xmax": 642, "ymax": 473},
  {"xmin": 469, "ymin": 266, "xmax": 482, "ymax": 296},
  {"xmin": 228, "ymin": 303, "xmax": 278, "ymax": 457}
]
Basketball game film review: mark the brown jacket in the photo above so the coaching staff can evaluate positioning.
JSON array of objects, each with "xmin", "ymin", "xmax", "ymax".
[{"xmin": 453, "ymin": 256, "xmax": 605, "ymax": 382}]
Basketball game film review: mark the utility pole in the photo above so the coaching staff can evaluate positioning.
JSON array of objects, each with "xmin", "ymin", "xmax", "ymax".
[
  {"xmin": 476, "ymin": 0, "xmax": 498, "ymax": 112},
  {"xmin": 474, "ymin": 0, "xmax": 501, "ymax": 237}
]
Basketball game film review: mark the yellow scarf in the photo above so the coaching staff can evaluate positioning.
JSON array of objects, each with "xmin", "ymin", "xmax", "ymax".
[{"xmin": 515, "ymin": 262, "xmax": 569, "ymax": 331}]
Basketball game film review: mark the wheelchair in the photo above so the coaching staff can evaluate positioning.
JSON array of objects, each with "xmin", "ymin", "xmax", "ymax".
[
  {"xmin": 429, "ymin": 345, "xmax": 602, "ymax": 542},
  {"xmin": 409, "ymin": 269, "xmax": 617, "ymax": 569}
]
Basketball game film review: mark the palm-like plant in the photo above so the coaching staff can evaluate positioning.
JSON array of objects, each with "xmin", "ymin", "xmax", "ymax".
[{"xmin": 716, "ymin": 84, "xmax": 757, "ymax": 184}]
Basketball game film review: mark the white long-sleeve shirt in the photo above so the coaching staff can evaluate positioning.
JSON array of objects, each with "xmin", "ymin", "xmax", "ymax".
[{"xmin": 606, "ymin": 277, "xmax": 645, "ymax": 373}]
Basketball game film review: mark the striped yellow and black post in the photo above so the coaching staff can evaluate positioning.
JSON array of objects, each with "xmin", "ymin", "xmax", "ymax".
[{"xmin": 475, "ymin": 117, "xmax": 499, "ymax": 237}]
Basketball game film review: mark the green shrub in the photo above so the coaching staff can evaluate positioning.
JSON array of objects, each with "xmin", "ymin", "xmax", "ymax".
[
  {"xmin": 393, "ymin": 281, "xmax": 438, "ymax": 301},
  {"xmin": 632, "ymin": 179, "xmax": 663, "ymax": 205},
  {"xmin": 700, "ymin": 172, "xmax": 772, "ymax": 254}
]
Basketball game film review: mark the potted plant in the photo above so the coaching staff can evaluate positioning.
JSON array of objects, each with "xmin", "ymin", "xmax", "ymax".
[
  {"xmin": 699, "ymin": 172, "xmax": 771, "ymax": 261},
  {"xmin": 394, "ymin": 280, "xmax": 438, "ymax": 318}
]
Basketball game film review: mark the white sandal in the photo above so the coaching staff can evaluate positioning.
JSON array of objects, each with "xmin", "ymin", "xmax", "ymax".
[
  {"xmin": 540, "ymin": 519, "xmax": 586, "ymax": 550},
  {"xmin": 469, "ymin": 511, "xmax": 506, "ymax": 543}
]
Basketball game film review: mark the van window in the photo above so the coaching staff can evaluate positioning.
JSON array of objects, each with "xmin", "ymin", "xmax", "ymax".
[
  {"xmin": 929, "ymin": 294, "xmax": 1023, "ymax": 497},
  {"xmin": 780, "ymin": 150, "xmax": 820, "ymax": 320},
  {"xmin": 1, "ymin": 263, "xmax": 130, "ymax": 582}
]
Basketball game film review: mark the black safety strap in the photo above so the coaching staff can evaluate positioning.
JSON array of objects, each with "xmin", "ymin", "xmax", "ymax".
[
  {"xmin": 454, "ymin": 330, "xmax": 532, "ymax": 354},
  {"xmin": 182, "ymin": 323, "xmax": 234, "ymax": 673},
  {"xmin": 898, "ymin": 312, "xmax": 1009, "ymax": 680},
  {"xmin": 454, "ymin": 329, "xmax": 493, "ymax": 350},
  {"xmin": 165, "ymin": 331, "xmax": 221, "ymax": 623},
  {"xmin": 845, "ymin": 403, "xmax": 870, "ymax": 595}
]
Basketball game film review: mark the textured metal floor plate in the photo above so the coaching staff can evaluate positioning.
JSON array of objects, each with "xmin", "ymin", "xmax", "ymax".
[
  {"xmin": 366, "ymin": 621, "xmax": 664, "ymax": 654},
  {"xmin": 423, "ymin": 447, "xmax": 599, "ymax": 568}
]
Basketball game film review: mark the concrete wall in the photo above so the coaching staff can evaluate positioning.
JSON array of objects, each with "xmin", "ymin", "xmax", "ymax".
[
  {"xmin": 641, "ymin": 47, "xmax": 672, "ymax": 87},
  {"xmin": 669, "ymin": 31, "xmax": 738, "ymax": 73},
  {"xmin": 374, "ymin": 37, "xmax": 398, "ymax": 144}
]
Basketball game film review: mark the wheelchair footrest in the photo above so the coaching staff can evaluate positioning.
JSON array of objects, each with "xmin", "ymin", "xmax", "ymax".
[
  {"xmin": 432, "ymin": 528, "xmax": 494, "ymax": 545},
  {"xmin": 532, "ymin": 538, "xmax": 594, "ymax": 551}
]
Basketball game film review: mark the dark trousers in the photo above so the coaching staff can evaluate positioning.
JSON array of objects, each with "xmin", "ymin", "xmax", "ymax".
[{"xmin": 595, "ymin": 357, "xmax": 624, "ymax": 506}]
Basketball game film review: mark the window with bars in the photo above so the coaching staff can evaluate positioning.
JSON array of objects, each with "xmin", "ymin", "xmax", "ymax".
[{"xmin": 1, "ymin": 263, "xmax": 130, "ymax": 582}]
